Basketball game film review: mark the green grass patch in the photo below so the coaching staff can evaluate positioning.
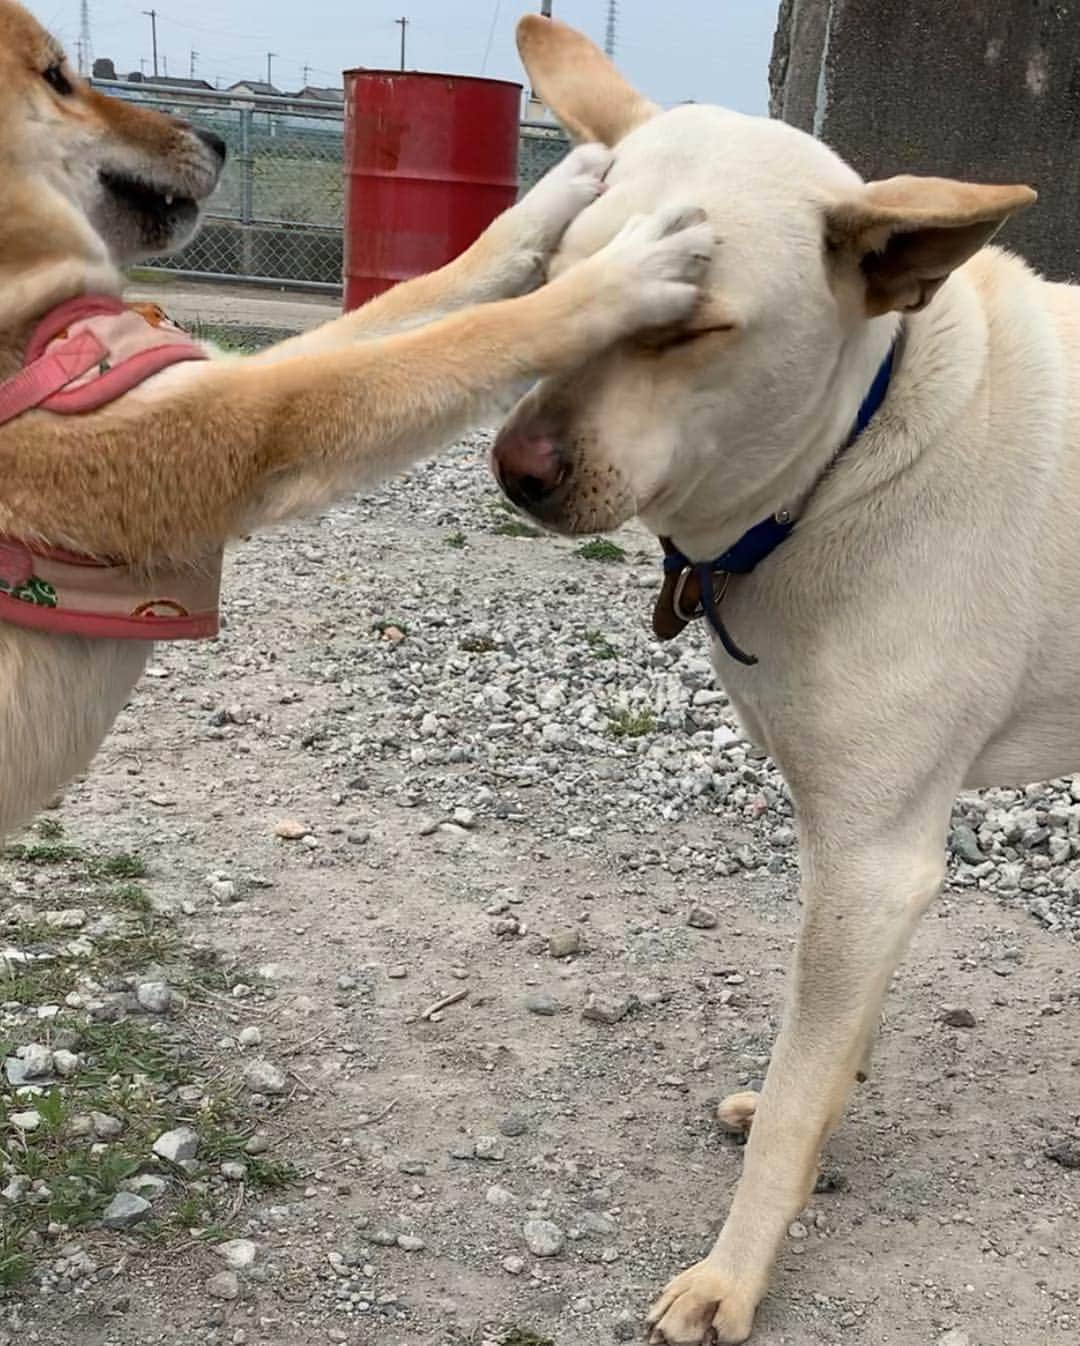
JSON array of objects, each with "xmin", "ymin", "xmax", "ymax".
[
  {"xmin": 0, "ymin": 831, "xmax": 295, "ymax": 1292},
  {"xmin": 607, "ymin": 708, "xmax": 657, "ymax": 739},
  {"xmin": 576, "ymin": 538, "xmax": 626, "ymax": 563},
  {"xmin": 585, "ymin": 629, "xmax": 618, "ymax": 661},
  {"xmin": 444, "ymin": 531, "xmax": 467, "ymax": 549}
]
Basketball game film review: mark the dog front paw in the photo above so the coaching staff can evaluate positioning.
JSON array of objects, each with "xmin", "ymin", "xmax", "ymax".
[{"xmin": 646, "ymin": 1261, "xmax": 761, "ymax": 1345}]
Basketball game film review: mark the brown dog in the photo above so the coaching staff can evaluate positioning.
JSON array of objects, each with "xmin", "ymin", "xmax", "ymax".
[{"xmin": 0, "ymin": 0, "xmax": 712, "ymax": 840}]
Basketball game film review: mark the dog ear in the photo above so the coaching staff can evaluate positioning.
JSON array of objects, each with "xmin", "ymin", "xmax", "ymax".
[
  {"xmin": 826, "ymin": 175, "xmax": 1037, "ymax": 316},
  {"xmin": 517, "ymin": 14, "xmax": 659, "ymax": 146}
]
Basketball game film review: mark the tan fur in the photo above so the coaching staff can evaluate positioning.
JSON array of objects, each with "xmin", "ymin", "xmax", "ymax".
[{"xmin": 0, "ymin": 0, "xmax": 714, "ymax": 840}]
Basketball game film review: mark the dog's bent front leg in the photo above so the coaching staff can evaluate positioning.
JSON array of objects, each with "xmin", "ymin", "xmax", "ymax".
[
  {"xmin": 0, "ymin": 208, "xmax": 711, "ymax": 564},
  {"xmin": 647, "ymin": 788, "xmax": 955, "ymax": 1345}
]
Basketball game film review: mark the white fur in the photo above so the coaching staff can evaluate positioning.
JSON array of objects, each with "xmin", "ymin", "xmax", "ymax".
[{"xmin": 496, "ymin": 90, "xmax": 1078, "ymax": 1346}]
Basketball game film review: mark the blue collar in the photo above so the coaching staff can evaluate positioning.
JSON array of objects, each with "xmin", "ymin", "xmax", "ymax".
[{"xmin": 659, "ymin": 337, "xmax": 898, "ymax": 665}]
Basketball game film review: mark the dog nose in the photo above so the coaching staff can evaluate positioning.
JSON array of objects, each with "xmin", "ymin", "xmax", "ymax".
[
  {"xmin": 491, "ymin": 428, "xmax": 565, "ymax": 509},
  {"xmin": 191, "ymin": 126, "xmax": 227, "ymax": 163}
]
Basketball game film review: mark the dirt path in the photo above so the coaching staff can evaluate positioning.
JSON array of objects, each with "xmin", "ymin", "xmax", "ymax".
[{"xmin": 10, "ymin": 439, "xmax": 1080, "ymax": 1346}]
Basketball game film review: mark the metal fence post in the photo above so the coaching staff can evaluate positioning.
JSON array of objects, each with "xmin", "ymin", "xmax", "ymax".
[{"xmin": 239, "ymin": 107, "xmax": 254, "ymax": 225}]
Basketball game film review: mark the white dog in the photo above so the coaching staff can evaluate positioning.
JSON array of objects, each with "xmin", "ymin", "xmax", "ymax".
[{"xmin": 493, "ymin": 16, "xmax": 1068, "ymax": 1345}]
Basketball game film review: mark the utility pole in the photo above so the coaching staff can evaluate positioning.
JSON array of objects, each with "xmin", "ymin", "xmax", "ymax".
[
  {"xmin": 395, "ymin": 17, "xmax": 408, "ymax": 71},
  {"xmin": 142, "ymin": 9, "xmax": 158, "ymax": 77},
  {"xmin": 189, "ymin": 49, "xmax": 198, "ymax": 79},
  {"xmin": 303, "ymin": 64, "xmax": 311, "ymax": 85},
  {"xmin": 78, "ymin": 0, "xmax": 92, "ymax": 76},
  {"xmin": 266, "ymin": 52, "xmax": 276, "ymax": 88},
  {"xmin": 162, "ymin": 53, "xmax": 168, "ymax": 76},
  {"xmin": 540, "ymin": 1, "xmax": 552, "ymax": 14},
  {"xmin": 603, "ymin": 0, "xmax": 617, "ymax": 57}
]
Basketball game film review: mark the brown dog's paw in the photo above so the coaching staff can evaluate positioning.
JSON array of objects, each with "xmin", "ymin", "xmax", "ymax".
[{"xmin": 715, "ymin": 1090, "xmax": 759, "ymax": 1136}]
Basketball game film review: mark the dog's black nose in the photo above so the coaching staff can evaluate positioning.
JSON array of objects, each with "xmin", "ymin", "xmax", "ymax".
[{"xmin": 192, "ymin": 126, "xmax": 227, "ymax": 163}]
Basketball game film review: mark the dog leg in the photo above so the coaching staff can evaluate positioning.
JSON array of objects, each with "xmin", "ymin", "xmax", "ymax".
[
  {"xmin": 251, "ymin": 144, "xmax": 614, "ymax": 362},
  {"xmin": 0, "ymin": 208, "xmax": 711, "ymax": 565},
  {"xmin": 647, "ymin": 792, "xmax": 952, "ymax": 1344}
]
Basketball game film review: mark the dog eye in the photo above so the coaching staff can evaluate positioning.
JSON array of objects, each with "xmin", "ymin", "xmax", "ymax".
[{"xmin": 42, "ymin": 63, "xmax": 73, "ymax": 96}]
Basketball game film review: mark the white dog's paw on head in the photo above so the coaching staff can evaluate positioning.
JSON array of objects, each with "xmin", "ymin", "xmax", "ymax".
[{"xmin": 511, "ymin": 142, "xmax": 614, "ymax": 251}]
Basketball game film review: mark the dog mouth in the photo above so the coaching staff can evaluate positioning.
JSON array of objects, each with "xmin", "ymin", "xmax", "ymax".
[{"xmin": 99, "ymin": 169, "xmax": 199, "ymax": 226}]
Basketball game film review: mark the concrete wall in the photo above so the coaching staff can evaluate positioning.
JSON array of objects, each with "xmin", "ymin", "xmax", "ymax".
[{"xmin": 770, "ymin": 0, "xmax": 1080, "ymax": 280}]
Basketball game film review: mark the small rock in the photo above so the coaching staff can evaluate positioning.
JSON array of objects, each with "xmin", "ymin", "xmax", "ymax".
[
  {"xmin": 152, "ymin": 1125, "xmax": 199, "ymax": 1164},
  {"xmin": 949, "ymin": 825, "xmax": 984, "ymax": 865},
  {"xmin": 474, "ymin": 1135, "xmax": 506, "ymax": 1161},
  {"xmin": 366, "ymin": 1228, "xmax": 398, "ymax": 1247},
  {"xmin": 524, "ymin": 992, "xmax": 557, "ymax": 1016},
  {"xmin": 10, "ymin": 1110, "xmax": 41, "ymax": 1133},
  {"xmin": 102, "ymin": 1192, "xmax": 150, "ymax": 1229},
  {"xmin": 1046, "ymin": 1139, "xmax": 1080, "ymax": 1169},
  {"xmin": 17, "ymin": 1042, "xmax": 54, "ymax": 1078},
  {"xmin": 524, "ymin": 1218, "xmax": 564, "ymax": 1258},
  {"xmin": 91, "ymin": 1112, "xmax": 123, "ymax": 1139},
  {"xmin": 122, "ymin": 1174, "xmax": 168, "ymax": 1200},
  {"xmin": 136, "ymin": 981, "xmax": 173, "ymax": 1014},
  {"xmin": 937, "ymin": 1332, "xmax": 972, "ymax": 1346},
  {"xmin": 613, "ymin": 1310, "xmax": 638, "ymax": 1341},
  {"xmin": 336, "ymin": 974, "xmax": 358, "ymax": 991},
  {"xmin": 244, "ymin": 1059, "xmax": 287, "ymax": 1095},
  {"xmin": 215, "ymin": 1239, "xmax": 258, "ymax": 1270},
  {"xmin": 244, "ymin": 1132, "xmax": 270, "ymax": 1156},
  {"xmin": 485, "ymin": 1184, "xmax": 517, "ymax": 1208},
  {"xmin": 274, "ymin": 819, "xmax": 310, "ymax": 841},
  {"xmin": 206, "ymin": 1270, "xmax": 240, "ymax": 1301},
  {"xmin": 397, "ymin": 1158, "xmax": 427, "ymax": 1176},
  {"xmin": 499, "ymin": 1113, "xmax": 529, "ymax": 1138},
  {"xmin": 396, "ymin": 1234, "xmax": 425, "ymax": 1252},
  {"xmin": 52, "ymin": 1049, "xmax": 81, "ymax": 1077},
  {"xmin": 548, "ymin": 928, "xmax": 582, "ymax": 958},
  {"xmin": 788, "ymin": 1220, "xmax": 808, "ymax": 1240},
  {"xmin": 940, "ymin": 1006, "xmax": 977, "ymax": 1029},
  {"xmin": 687, "ymin": 905, "xmax": 719, "ymax": 930},
  {"xmin": 583, "ymin": 992, "xmax": 636, "ymax": 1025},
  {"xmin": 502, "ymin": 1255, "xmax": 525, "ymax": 1275},
  {"xmin": 221, "ymin": 1162, "xmax": 248, "ymax": 1182},
  {"xmin": 237, "ymin": 1026, "xmax": 262, "ymax": 1048},
  {"xmin": 387, "ymin": 964, "xmax": 408, "ymax": 979},
  {"xmin": 44, "ymin": 908, "xmax": 86, "ymax": 929}
]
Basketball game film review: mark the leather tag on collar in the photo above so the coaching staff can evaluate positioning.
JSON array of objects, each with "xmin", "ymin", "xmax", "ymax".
[{"xmin": 654, "ymin": 538, "xmax": 701, "ymax": 641}]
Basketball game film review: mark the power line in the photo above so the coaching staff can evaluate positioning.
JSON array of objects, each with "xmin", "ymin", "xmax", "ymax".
[{"xmin": 480, "ymin": 0, "xmax": 501, "ymax": 75}]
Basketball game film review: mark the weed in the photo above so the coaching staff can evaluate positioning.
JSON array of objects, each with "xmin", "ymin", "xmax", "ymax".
[
  {"xmin": 96, "ymin": 852, "xmax": 148, "ymax": 881},
  {"xmin": 576, "ymin": 537, "xmax": 626, "ymax": 563},
  {"xmin": 607, "ymin": 708, "xmax": 657, "ymax": 738},
  {"xmin": 459, "ymin": 636, "xmax": 498, "ymax": 654},
  {"xmin": 444, "ymin": 531, "xmax": 467, "ymax": 549},
  {"xmin": 585, "ymin": 629, "xmax": 618, "ymax": 660},
  {"xmin": 492, "ymin": 517, "xmax": 541, "ymax": 539}
]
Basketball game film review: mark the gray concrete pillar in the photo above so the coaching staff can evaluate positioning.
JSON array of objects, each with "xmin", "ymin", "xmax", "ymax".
[{"xmin": 770, "ymin": 0, "xmax": 1080, "ymax": 280}]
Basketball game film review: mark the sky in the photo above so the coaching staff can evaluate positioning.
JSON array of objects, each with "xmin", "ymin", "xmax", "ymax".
[{"xmin": 30, "ymin": 1, "xmax": 779, "ymax": 112}]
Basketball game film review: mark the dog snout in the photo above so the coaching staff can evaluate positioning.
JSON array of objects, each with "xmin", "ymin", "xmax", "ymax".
[
  {"xmin": 491, "ymin": 426, "xmax": 567, "ymax": 512},
  {"xmin": 189, "ymin": 125, "xmax": 227, "ymax": 164}
]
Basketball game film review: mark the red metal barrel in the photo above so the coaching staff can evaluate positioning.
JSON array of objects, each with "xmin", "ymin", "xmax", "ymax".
[{"xmin": 343, "ymin": 70, "xmax": 522, "ymax": 310}]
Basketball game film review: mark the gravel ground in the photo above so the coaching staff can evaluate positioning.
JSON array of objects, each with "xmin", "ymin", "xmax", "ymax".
[{"xmin": 6, "ymin": 432, "xmax": 1080, "ymax": 1346}]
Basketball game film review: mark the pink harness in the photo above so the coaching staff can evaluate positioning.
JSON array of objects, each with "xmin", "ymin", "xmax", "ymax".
[{"xmin": 0, "ymin": 295, "xmax": 221, "ymax": 642}]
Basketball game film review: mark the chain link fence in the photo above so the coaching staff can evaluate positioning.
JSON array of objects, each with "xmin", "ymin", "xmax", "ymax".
[{"xmin": 95, "ymin": 81, "xmax": 569, "ymax": 293}]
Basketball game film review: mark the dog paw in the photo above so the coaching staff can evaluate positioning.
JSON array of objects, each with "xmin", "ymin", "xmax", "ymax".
[
  {"xmin": 646, "ymin": 1262, "xmax": 759, "ymax": 1345},
  {"xmin": 511, "ymin": 142, "xmax": 613, "ymax": 251},
  {"xmin": 591, "ymin": 205, "xmax": 714, "ymax": 338},
  {"xmin": 716, "ymin": 1090, "xmax": 758, "ymax": 1136}
]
